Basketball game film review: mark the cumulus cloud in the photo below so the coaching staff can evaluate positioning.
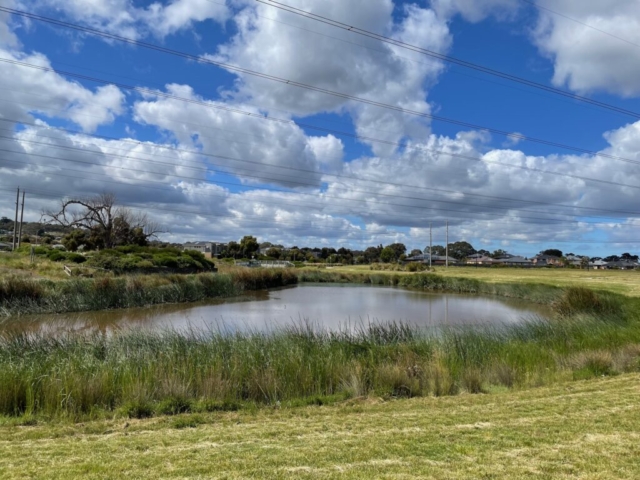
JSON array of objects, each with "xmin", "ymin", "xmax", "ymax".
[
  {"xmin": 0, "ymin": 49, "xmax": 125, "ymax": 131},
  {"xmin": 211, "ymin": 0, "xmax": 451, "ymax": 155},
  {"xmin": 132, "ymin": 83, "xmax": 345, "ymax": 188},
  {"xmin": 24, "ymin": 0, "xmax": 230, "ymax": 39},
  {"xmin": 532, "ymin": 0, "xmax": 640, "ymax": 96}
]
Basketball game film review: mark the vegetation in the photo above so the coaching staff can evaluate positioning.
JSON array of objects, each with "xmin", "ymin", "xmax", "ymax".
[
  {"xmin": 44, "ymin": 193, "xmax": 161, "ymax": 250},
  {"xmin": 1, "ymin": 374, "xmax": 639, "ymax": 478},
  {"xmin": 0, "ymin": 267, "xmax": 297, "ymax": 316},
  {"xmin": 0, "ymin": 284, "xmax": 639, "ymax": 420}
]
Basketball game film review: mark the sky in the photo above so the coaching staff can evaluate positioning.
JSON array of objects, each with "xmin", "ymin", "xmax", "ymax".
[{"xmin": 1, "ymin": 0, "xmax": 640, "ymax": 257}]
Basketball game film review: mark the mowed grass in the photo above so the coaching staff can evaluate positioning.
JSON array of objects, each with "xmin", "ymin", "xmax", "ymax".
[
  {"xmin": 0, "ymin": 374, "xmax": 639, "ymax": 479},
  {"xmin": 320, "ymin": 265, "xmax": 640, "ymax": 296}
]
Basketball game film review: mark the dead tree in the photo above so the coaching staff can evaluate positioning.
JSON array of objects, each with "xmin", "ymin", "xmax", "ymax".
[{"xmin": 44, "ymin": 193, "xmax": 163, "ymax": 249}]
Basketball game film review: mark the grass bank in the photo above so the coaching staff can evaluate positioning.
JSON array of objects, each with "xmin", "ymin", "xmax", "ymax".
[
  {"xmin": 1, "ymin": 374, "xmax": 639, "ymax": 479},
  {"xmin": 319, "ymin": 264, "xmax": 640, "ymax": 296},
  {"xmin": 0, "ymin": 267, "xmax": 297, "ymax": 316},
  {"xmin": 1, "ymin": 285, "xmax": 639, "ymax": 420}
]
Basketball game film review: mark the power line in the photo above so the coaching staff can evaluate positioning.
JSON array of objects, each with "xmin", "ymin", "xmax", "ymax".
[
  {"xmin": 4, "ymin": 149, "xmax": 628, "ymax": 228},
  {"xmin": 522, "ymin": 0, "xmax": 640, "ymax": 49},
  {"xmin": 5, "ymin": 116, "xmax": 640, "ymax": 215},
  {"xmin": 204, "ymin": 0, "xmax": 625, "ymax": 119},
  {"xmin": 1, "ymin": 186, "xmax": 637, "ymax": 246},
  {"xmin": 255, "ymin": 0, "xmax": 640, "ymax": 119},
  {"xmin": 4, "ymin": 126, "xmax": 640, "ymax": 223},
  {"xmin": 0, "ymin": 8, "xmax": 638, "ymax": 157},
  {"xmin": 3, "ymin": 57, "xmax": 640, "ymax": 172}
]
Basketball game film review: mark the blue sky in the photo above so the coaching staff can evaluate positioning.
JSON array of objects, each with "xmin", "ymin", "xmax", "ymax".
[{"xmin": 1, "ymin": 0, "xmax": 640, "ymax": 257}]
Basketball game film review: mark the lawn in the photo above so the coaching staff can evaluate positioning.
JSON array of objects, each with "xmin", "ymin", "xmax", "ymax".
[
  {"xmin": 0, "ymin": 374, "xmax": 638, "ymax": 479},
  {"xmin": 321, "ymin": 265, "xmax": 640, "ymax": 296}
]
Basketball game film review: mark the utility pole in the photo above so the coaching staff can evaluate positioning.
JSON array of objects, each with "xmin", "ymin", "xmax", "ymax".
[
  {"xmin": 18, "ymin": 190, "xmax": 25, "ymax": 248},
  {"xmin": 445, "ymin": 220, "xmax": 449, "ymax": 268},
  {"xmin": 429, "ymin": 222, "xmax": 432, "ymax": 268},
  {"xmin": 12, "ymin": 187, "xmax": 19, "ymax": 251}
]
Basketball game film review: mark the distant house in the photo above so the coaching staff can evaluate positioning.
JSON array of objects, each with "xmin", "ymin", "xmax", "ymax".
[
  {"xmin": 465, "ymin": 255, "xmax": 498, "ymax": 265},
  {"xmin": 606, "ymin": 260, "xmax": 639, "ymax": 270},
  {"xmin": 589, "ymin": 260, "xmax": 608, "ymax": 270},
  {"xmin": 183, "ymin": 241, "xmax": 226, "ymax": 259},
  {"xmin": 405, "ymin": 254, "xmax": 459, "ymax": 265},
  {"xmin": 532, "ymin": 254, "xmax": 563, "ymax": 267},
  {"xmin": 496, "ymin": 256, "xmax": 533, "ymax": 267},
  {"xmin": 565, "ymin": 255, "xmax": 585, "ymax": 267}
]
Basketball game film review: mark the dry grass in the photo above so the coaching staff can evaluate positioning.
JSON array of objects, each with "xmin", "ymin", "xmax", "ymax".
[
  {"xmin": 1, "ymin": 374, "xmax": 639, "ymax": 479},
  {"xmin": 319, "ymin": 265, "xmax": 640, "ymax": 296}
]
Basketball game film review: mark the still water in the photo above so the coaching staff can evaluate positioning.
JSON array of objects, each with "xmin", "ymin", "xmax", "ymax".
[{"xmin": 2, "ymin": 284, "xmax": 550, "ymax": 334}]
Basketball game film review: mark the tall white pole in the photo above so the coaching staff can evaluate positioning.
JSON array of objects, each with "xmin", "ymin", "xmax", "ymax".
[
  {"xmin": 445, "ymin": 220, "xmax": 449, "ymax": 268},
  {"xmin": 12, "ymin": 187, "xmax": 19, "ymax": 251},
  {"xmin": 429, "ymin": 222, "xmax": 432, "ymax": 268},
  {"xmin": 18, "ymin": 190, "xmax": 25, "ymax": 248}
]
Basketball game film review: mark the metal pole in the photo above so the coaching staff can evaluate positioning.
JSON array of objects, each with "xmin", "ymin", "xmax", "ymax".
[
  {"xmin": 18, "ymin": 190, "xmax": 25, "ymax": 248},
  {"xmin": 445, "ymin": 220, "xmax": 449, "ymax": 268},
  {"xmin": 12, "ymin": 187, "xmax": 19, "ymax": 251}
]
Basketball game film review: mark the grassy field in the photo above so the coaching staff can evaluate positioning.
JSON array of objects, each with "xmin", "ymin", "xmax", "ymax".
[
  {"xmin": 319, "ymin": 265, "xmax": 640, "ymax": 296},
  {"xmin": 1, "ymin": 374, "xmax": 639, "ymax": 479}
]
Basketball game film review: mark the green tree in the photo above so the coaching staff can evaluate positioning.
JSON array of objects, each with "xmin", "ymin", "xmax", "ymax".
[
  {"xmin": 410, "ymin": 249, "xmax": 422, "ymax": 257},
  {"xmin": 447, "ymin": 241, "xmax": 476, "ymax": 260},
  {"xmin": 380, "ymin": 246, "xmax": 397, "ymax": 263},
  {"xmin": 240, "ymin": 236, "xmax": 259, "ymax": 258},
  {"xmin": 266, "ymin": 247, "xmax": 281, "ymax": 259},
  {"xmin": 541, "ymin": 249, "xmax": 563, "ymax": 258},
  {"xmin": 490, "ymin": 249, "xmax": 509, "ymax": 259}
]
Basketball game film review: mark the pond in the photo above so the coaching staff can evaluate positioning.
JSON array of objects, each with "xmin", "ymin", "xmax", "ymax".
[{"xmin": 1, "ymin": 284, "xmax": 551, "ymax": 335}]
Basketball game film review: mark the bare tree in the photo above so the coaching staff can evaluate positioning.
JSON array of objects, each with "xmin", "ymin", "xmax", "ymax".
[{"xmin": 44, "ymin": 193, "xmax": 163, "ymax": 249}]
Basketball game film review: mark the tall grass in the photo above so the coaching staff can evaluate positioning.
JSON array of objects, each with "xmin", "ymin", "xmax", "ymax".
[
  {"xmin": 0, "ymin": 268, "xmax": 298, "ymax": 316},
  {"xmin": 1, "ymin": 287, "xmax": 639, "ymax": 420}
]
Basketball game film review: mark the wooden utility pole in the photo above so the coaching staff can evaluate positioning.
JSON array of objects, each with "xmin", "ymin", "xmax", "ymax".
[
  {"xmin": 17, "ymin": 190, "xmax": 25, "ymax": 248},
  {"xmin": 445, "ymin": 220, "xmax": 449, "ymax": 268},
  {"xmin": 12, "ymin": 187, "xmax": 19, "ymax": 251}
]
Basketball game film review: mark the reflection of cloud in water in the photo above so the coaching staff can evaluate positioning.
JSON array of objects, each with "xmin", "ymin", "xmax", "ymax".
[{"xmin": 1, "ymin": 285, "xmax": 551, "ymax": 336}]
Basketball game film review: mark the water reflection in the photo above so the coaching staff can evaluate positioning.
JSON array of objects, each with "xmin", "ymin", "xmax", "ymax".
[{"xmin": 1, "ymin": 284, "xmax": 550, "ymax": 335}]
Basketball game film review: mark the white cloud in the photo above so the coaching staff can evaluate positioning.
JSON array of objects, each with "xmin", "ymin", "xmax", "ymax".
[
  {"xmin": 132, "ymin": 84, "xmax": 344, "ymax": 187},
  {"xmin": 22, "ymin": 0, "xmax": 230, "ymax": 39},
  {"xmin": 0, "ymin": 49, "xmax": 124, "ymax": 131},
  {"xmin": 211, "ymin": 0, "xmax": 451, "ymax": 156},
  {"xmin": 532, "ymin": 0, "xmax": 640, "ymax": 96}
]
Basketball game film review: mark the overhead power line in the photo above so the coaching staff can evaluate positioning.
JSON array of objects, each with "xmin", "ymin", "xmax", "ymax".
[
  {"xmin": 4, "ymin": 58, "xmax": 640, "ymax": 172},
  {"xmin": 4, "ymin": 122, "xmax": 640, "ymax": 221},
  {"xmin": 4, "ymin": 147, "xmax": 628, "ymax": 228},
  {"xmin": 255, "ymin": 0, "xmax": 640, "ymax": 119},
  {"xmin": 0, "ymin": 8, "xmax": 639, "ymax": 156},
  {"xmin": 1, "ymin": 186, "xmax": 637, "ymax": 246},
  {"xmin": 5, "ymin": 111, "xmax": 640, "ymax": 214}
]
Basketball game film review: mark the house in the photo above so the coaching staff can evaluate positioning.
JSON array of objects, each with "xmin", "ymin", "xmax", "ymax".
[
  {"xmin": 589, "ymin": 260, "xmax": 608, "ymax": 270},
  {"xmin": 465, "ymin": 255, "xmax": 497, "ymax": 265},
  {"xmin": 183, "ymin": 241, "xmax": 226, "ymax": 259},
  {"xmin": 606, "ymin": 260, "xmax": 639, "ymax": 270},
  {"xmin": 565, "ymin": 255, "xmax": 585, "ymax": 267},
  {"xmin": 405, "ymin": 254, "xmax": 459, "ymax": 265},
  {"xmin": 496, "ymin": 256, "xmax": 533, "ymax": 267},
  {"xmin": 532, "ymin": 254, "xmax": 563, "ymax": 267}
]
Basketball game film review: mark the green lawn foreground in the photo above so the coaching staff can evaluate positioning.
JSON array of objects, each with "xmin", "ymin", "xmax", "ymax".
[{"xmin": 1, "ymin": 374, "xmax": 639, "ymax": 479}]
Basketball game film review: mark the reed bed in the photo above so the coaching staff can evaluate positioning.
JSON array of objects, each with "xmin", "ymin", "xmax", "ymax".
[
  {"xmin": 1, "ymin": 287, "xmax": 639, "ymax": 420},
  {"xmin": 0, "ymin": 268, "xmax": 298, "ymax": 316}
]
